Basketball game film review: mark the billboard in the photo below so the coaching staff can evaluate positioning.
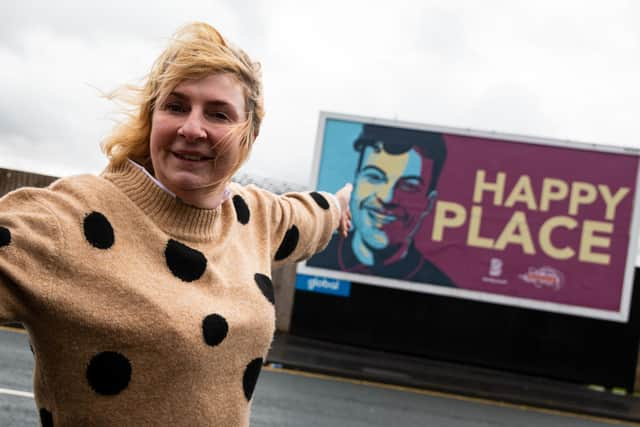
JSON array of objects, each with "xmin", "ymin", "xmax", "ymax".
[{"xmin": 299, "ymin": 112, "xmax": 640, "ymax": 322}]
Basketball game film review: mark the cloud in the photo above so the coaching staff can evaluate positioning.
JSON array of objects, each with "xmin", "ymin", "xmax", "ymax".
[{"xmin": 0, "ymin": 0, "xmax": 638, "ymax": 184}]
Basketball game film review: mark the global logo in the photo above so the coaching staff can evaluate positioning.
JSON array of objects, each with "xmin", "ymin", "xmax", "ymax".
[
  {"xmin": 518, "ymin": 266, "xmax": 564, "ymax": 291},
  {"xmin": 296, "ymin": 274, "xmax": 352, "ymax": 297},
  {"xmin": 307, "ymin": 277, "xmax": 340, "ymax": 291}
]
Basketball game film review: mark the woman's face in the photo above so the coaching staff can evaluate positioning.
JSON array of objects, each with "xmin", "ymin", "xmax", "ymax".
[{"xmin": 149, "ymin": 73, "xmax": 247, "ymax": 201}]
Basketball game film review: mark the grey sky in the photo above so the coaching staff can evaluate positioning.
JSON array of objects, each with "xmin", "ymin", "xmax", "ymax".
[{"xmin": 0, "ymin": 0, "xmax": 638, "ymax": 184}]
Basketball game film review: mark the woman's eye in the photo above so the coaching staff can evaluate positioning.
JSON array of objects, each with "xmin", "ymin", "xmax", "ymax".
[
  {"xmin": 207, "ymin": 111, "xmax": 230, "ymax": 121},
  {"xmin": 164, "ymin": 102, "xmax": 186, "ymax": 113}
]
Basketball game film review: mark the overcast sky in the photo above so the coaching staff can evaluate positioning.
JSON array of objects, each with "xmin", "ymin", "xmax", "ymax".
[{"xmin": 1, "ymin": 0, "xmax": 639, "ymax": 185}]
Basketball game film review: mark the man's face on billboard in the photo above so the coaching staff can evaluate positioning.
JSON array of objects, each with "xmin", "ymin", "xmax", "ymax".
[{"xmin": 351, "ymin": 145, "xmax": 434, "ymax": 251}]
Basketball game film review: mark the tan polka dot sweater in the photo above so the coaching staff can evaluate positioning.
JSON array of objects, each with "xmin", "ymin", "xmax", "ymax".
[{"xmin": 0, "ymin": 161, "xmax": 339, "ymax": 426}]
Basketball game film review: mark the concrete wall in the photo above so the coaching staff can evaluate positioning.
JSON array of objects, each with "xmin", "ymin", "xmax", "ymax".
[{"xmin": 272, "ymin": 264, "xmax": 297, "ymax": 332}]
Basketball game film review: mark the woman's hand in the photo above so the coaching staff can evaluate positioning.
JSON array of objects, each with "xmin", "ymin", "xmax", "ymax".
[{"xmin": 335, "ymin": 183, "xmax": 353, "ymax": 239}]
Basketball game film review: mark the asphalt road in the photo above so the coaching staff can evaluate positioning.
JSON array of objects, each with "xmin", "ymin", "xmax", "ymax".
[{"xmin": 0, "ymin": 327, "xmax": 633, "ymax": 426}]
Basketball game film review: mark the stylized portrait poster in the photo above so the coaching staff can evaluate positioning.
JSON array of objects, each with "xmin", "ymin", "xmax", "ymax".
[{"xmin": 299, "ymin": 112, "xmax": 640, "ymax": 322}]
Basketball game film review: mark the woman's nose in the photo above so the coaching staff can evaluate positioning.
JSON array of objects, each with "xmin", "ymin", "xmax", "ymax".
[{"xmin": 178, "ymin": 113, "xmax": 207, "ymax": 142}]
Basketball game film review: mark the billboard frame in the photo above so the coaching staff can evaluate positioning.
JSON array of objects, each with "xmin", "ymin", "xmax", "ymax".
[{"xmin": 299, "ymin": 111, "xmax": 640, "ymax": 322}]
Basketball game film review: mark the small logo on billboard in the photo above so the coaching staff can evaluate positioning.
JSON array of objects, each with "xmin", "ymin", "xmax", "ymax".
[
  {"xmin": 519, "ymin": 266, "xmax": 564, "ymax": 291},
  {"xmin": 482, "ymin": 258, "xmax": 507, "ymax": 285},
  {"xmin": 489, "ymin": 258, "xmax": 503, "ymax": 277}
]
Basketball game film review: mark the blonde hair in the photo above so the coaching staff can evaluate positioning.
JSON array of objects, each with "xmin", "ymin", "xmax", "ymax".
[{"xmin": 102, "ymin": 22, "xmax": 264, "ymax": 182}]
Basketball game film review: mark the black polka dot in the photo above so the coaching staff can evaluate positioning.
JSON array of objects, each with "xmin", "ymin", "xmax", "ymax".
[
  {"xmin": 83, "ymin": 212, "xmax": 114, "ymax": 249},
  {"xmin": 165, "ymin": 239, "xmax": 207, "ymax": 282},
  {"xmin": 233, "ymin": 195, "xmax": 250, "ymax": 225},
  {"xmin": 310, "ymin": 192, "xmax": 330, "ymax": 210},
  {"xmin": 243, "ymin": 358, "xmax": 263, "ymax": 401},
  {"xmin": 86, "ymin": 351, "xmax": 131, "ymax": 396},
  {"xmin": 39, "ymin": 408, "xmax": 53, "ymax": 427},
  {"xmin": 0, "ymin": 226, "xmax": 10, "ymax": 247},
  {"xmin": 275, "ymin": 225, "xmax": 299, "ymax": 261},
  {"xmin": 202, "ymin": 314, "xmax": 229, "ymax": 347},
  {"xmin": 254, "ymin": 273, "xmax": 275, "ymax": 305}
]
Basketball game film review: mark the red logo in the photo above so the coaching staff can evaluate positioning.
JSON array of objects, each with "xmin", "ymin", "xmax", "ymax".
[{"xmin": 518, "ymin": 266, "xmax": 564, "ymax": 291}]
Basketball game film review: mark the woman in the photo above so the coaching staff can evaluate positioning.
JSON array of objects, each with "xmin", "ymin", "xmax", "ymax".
[{"xmin": 0, "ymin": 22, "xmax": 351, "ymax": 426}]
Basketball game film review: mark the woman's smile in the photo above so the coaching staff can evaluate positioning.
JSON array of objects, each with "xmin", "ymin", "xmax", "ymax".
[{"xmin": 171, "ymin": 151, "xmax": 214, "ymax": 162}]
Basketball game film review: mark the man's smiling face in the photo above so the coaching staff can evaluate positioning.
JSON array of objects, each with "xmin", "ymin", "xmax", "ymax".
[{"xmin": 350, "ymin": 144, "xmax": 433, "ymax": 251}]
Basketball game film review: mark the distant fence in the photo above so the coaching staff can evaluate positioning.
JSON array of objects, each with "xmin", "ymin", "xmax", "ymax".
[{"xmin": 0, "ymin": 168, "xmax": 57, "ymax": 197}]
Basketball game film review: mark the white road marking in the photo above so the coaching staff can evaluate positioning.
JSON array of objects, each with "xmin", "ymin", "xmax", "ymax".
[{"xmin": 0, "ymin": 387, "xmax": 34, "ymax": 398}]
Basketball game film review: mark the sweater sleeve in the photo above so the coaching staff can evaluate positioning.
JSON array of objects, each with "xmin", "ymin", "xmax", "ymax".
[
  {"xmin": 269, "ymin": 189, "xmax": 340, "ymax": 268},
  {"xmin": 232, "ymin": 186, "xmax": 341, "ymax": 269},
  {"xmin": 0, "ymin": 188, "xmax": 62, "ymax": 324}
]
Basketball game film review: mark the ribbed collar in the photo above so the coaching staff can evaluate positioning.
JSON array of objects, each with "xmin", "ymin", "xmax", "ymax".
[
  {"xmin": 127, "ymin": 159, "xmax": 177, "ymax": 197},
  {"xmin": 101, "ymin": 161, "xmax": 220, "ymax": 242}
]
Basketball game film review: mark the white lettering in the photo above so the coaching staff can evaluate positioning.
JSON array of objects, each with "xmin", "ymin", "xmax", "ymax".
[{"xmin": 307, "ymin": 277, "xmax": 340, "ymax": 291}]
